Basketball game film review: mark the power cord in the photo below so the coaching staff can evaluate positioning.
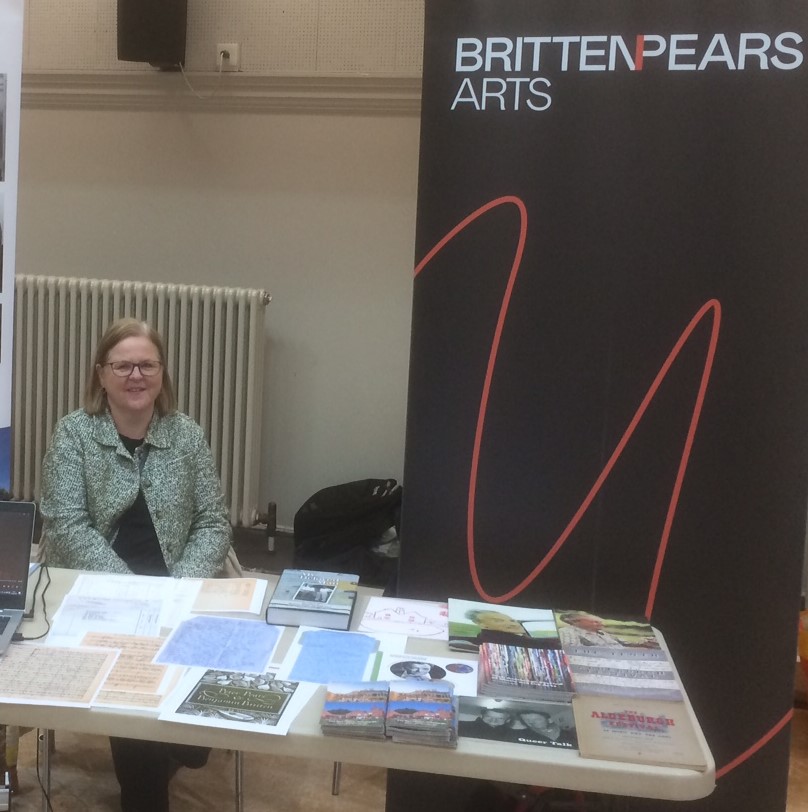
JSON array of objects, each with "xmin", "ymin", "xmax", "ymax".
[
  {"xmin": 8, "ymin": 563, "xmax": 55, "ymax": 809},
  {"xmin": 17, "ymin": 564, "xmax": 52, "ymax": 642},
  {"xmin": 178, "ymin": 55, "xmax": 227, "ymax": 100}
]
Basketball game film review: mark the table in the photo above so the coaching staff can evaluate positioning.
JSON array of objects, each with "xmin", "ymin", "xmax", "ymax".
[{"xmin": 0, "ymin": 567, "xmax": 715, "ymax": 808}]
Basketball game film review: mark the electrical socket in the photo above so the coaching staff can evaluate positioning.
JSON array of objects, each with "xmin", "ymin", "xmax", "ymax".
[{"xmin": 216, "ymin": 42, "xmax": 240, "ymax": 71}]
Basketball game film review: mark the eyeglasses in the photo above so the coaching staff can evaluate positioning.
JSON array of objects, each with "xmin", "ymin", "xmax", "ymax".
[{"xmin": 105, "ymin": 360, "xmax": 163, "ymax": 377}]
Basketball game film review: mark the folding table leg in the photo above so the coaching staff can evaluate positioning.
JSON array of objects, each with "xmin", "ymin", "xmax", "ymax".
[
  {"xmin": 234, "ymin": 751, "xmax": 244, "ymax": 812},
  {"xmin": 37, "ymin": 729, "xmax": 51, "ymax": 812}
]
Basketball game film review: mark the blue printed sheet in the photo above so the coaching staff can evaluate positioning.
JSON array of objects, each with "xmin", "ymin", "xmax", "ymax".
[
  {"xmin": 155, "ymin": 615, "xmax": 283, "ymax": 673},
  {"xmin": 276, "ymin": 626, "xmax": 405, "ymax": 684}
]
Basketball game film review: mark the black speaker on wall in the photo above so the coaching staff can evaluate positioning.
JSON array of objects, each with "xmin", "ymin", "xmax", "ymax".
[{"xmin": 117, "ymin": 0, "xmax": 187, "ymax": 69}]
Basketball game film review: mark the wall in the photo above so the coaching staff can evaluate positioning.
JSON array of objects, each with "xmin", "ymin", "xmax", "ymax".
[{"xmin": 16, "ymin": 0, "xmax": 424, "ymax": 528}]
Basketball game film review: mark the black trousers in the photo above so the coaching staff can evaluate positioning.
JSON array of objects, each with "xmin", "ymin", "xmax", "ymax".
[{"xmin": 109, "ymin": 737, "xmax": 210, "ymax": 812}]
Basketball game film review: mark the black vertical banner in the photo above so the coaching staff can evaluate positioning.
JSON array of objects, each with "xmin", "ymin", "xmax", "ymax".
[{"xmin": 396, "ymin": 1, "xmax": 808, "ymax": 810}]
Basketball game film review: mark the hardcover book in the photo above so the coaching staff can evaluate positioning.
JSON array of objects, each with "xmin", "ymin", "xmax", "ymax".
[{"xmin": 265, "ymin": 569, "xmax": 359, "ymax": 630}]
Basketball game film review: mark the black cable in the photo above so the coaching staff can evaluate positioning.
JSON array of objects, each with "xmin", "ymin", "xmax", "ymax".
[
  {"xmin": 16, "ymin": 565, "xmax": 55, "ymax": 808},
  {"xmin": 18, "ymin": 564, "xmax": 52, "ymax": 642}
]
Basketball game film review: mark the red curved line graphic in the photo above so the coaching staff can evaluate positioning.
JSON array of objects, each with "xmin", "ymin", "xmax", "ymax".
[
  {"xmin": 414, "ymin": 196, "xmax": 785, "ymax": 781},
  {"xmin": 715, "ymin": 708, "xmax": 793, "ymax": 779},
  {"xmin": 414, "ymin": 195, "xmax": 527, "ymax": 278},
  {"xmin": 471, "ymin": 293, "xmax": 721, "ymax": 606},
  {"xmin": 415, "ymin": 196, "xmax": 720, "ymax": 609}
]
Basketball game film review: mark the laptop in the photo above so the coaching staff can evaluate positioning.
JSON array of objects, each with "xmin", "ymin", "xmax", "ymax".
[{"xmin": 0, "ymin": 501, "xmax": 36, "ymax": 655}]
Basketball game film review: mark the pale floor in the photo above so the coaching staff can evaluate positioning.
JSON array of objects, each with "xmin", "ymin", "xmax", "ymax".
[
  {"xmin": 10, "ymin": 730, "xmax": 386, "ymax": 811},
  {"xmin": 788, "ymin": 707, "xmax": 808, "ymax": 812},
  {"xmin": 6, "ymin": 708, "xmax": 808, "ymax": 811}
]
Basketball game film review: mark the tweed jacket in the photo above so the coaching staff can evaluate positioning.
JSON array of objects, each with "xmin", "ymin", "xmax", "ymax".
[{"xmin": 40, "ymin": 409, "xmax": 232, "ymax": 578}]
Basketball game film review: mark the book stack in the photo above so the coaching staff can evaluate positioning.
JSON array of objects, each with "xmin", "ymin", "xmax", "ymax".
[
  {"xmin": 320, "ymin": 681, "xmax": 389, "ymax": 739},
  {"xmin": 478, "ymin": 642, "xmax": 574, "ymax": 702},
  {"xmin": 385, "ymin": 680, "xmax": 458, "ymax": 748},
  {"xmin": 553, "ymin": 610, "xmax": 707, "ymax": 770}
]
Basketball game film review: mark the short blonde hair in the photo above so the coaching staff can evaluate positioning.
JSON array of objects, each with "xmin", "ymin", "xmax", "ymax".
[{"xmin": 84, "ymin": 317, "xmax": 177, "ymax": 416}]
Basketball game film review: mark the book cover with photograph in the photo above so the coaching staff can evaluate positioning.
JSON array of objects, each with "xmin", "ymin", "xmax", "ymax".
[
  {"xmin": 554, "ymin": 610, "xmax": 681, "ymax": 701},
  {"xmin": 554, "ymin": 610, "xmax": 662, "ymax": 657},
  {"xmin": 159, "ymin": 667, "xmax": 317, "ymax": 736},
  {"xmin": 448, "ymin": 598, "xmax": 560, "ymax": 652},
  {"xmin": 265, "ymin": 569, "xmax": 359, "ymax": 630},
  {"xmin": 458, "ymin": 697, "xmax": 577, "ymax": 749}
]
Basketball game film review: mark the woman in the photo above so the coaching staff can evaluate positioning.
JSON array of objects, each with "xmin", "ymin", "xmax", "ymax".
[{"xmin": 40, "ymin": 317, "xmax": 234, "ymax": 812}]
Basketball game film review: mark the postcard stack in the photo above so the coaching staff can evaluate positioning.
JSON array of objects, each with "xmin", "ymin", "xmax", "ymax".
[
  {"xmin": 320, "ymin": 681, "xmax": 389, "ymax": 739},
  {"xmin": 385, "ymin": 679, "xmax": 458, "ymax": 748}
]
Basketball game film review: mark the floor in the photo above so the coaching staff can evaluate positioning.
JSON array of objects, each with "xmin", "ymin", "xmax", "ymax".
[
  {"xmin": 10, "ymin": 732, "xmax": 386, "ymax": 811},
  {"xmin": 231, "ymin": 525, "xmax": 295, "ymax": 574},
  {"xmin": 7, "ymin": 710, "xmax": 808, "ymax": 811},
  {"xmin": 7, "ymin": 531, "xmax": 808, "ymax": 810}
]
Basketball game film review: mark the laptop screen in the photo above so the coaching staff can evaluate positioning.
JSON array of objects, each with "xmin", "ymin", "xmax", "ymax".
[{"xmin": 0, "ymin": 501, "xmax": 35, "ymax": 611}]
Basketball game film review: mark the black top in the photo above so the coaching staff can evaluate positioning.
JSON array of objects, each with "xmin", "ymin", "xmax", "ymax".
[{"xmin": 112, "ymin": 435, "xmax": 169, "ymax": 576}]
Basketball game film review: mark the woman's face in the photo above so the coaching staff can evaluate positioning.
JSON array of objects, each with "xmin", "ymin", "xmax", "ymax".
[
  {"xmin": 98, "ymin": 335, "xmax": 163, "ymax": 420},
  {"xmin": 475, "ymin": 611, "xmax": 525, "ymax": 635},
  {"xmin": 520, "ymin": 712, "xmax": 550, "ymax": 733}
]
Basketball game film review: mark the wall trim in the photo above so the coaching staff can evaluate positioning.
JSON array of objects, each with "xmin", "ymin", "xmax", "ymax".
[{"xmin": 21, "ymin": 71, "xmax": 423, "ymax": 115}]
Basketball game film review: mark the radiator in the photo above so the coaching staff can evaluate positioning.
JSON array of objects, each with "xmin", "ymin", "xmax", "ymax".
[{"xmin": 11, "ymin": 274, "xmax": 270, "ymax": 527}]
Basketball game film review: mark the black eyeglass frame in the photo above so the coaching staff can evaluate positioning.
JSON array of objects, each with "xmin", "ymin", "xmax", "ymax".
[{"xmin": 103, "ymin": 360, "xmax": 163, "ymax": 377}]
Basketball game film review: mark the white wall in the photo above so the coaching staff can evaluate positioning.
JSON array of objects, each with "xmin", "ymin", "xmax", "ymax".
[
  {"xmin": 17, "ymin": 107, "xmax": 420, "ymax": 528},
  {"xmin": 16, "ymin": 0, "xmax": 424, "ymax": 528}
]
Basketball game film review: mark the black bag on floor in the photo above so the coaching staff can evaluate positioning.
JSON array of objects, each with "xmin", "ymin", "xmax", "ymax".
[{"xmin": 292, "ymin": 478, "xmax": 402, "ymax": 588}]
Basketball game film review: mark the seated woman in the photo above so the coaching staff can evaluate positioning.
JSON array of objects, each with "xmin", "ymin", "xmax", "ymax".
[{"xmin": 40, "ymin": 317, "xmax": 233, "ymax": 812}]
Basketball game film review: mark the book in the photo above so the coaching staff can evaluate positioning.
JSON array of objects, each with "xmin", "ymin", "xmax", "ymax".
[
  {"xmin": 265, "ymin": 569, "xmax": 359, "ymax": 630},
  {"xmin": 458, "ymin": 697, "xmax": 578, "ymax": 749},
  {"xmin": 320, "ymin": 681, "xmax": 390, "ymax": 739},
  {"xmin": 572, "ymin": 695, "xmax": 707, "ymax": 770},
  {"xmin": 447, "ymin": 598, "xmax": 560, "ymax": 652},
  {"xmin": 554, "ymin": 610, "xmax": 682, "ymax": 701},
  {"xmin": 477, "ymin": 642, "xmax": 574, "ymax": 702},
  {"xmin": 554, "ymin": 610, "xmax": 662, "ymax": 657},
  {"xmin": 158, "ymin": 666, "xmax": 318, "ymax": 736}
]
